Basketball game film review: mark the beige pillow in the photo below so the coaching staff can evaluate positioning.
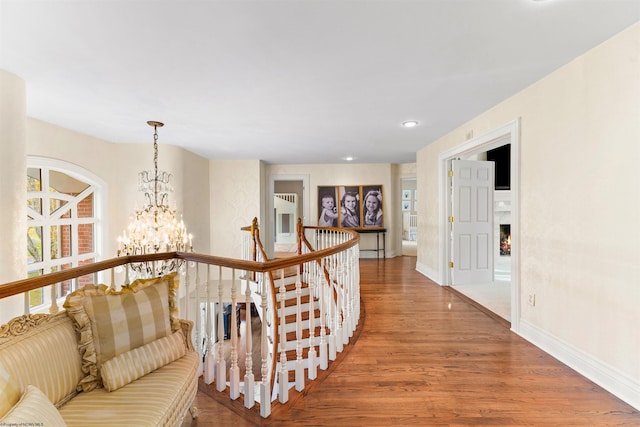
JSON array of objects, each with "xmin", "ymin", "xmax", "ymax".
[
  {"xmin": 101, "ymin": 329, "xmax": 186, "ymax": 391},
  {"xmin": 0, "ymin": 366, "xmax": 20, "ymax": 418},
  {"xmin": 64, "ymin": 272, "xmax": 180, "ymax": 391},
  {"xmin": 0, "ymin": 385, "xmax": 67, "ymax": 427}
]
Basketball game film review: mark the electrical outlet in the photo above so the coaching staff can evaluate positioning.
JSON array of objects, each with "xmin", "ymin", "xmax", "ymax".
[{"xmin": 528, "ymin": 294, "xmax": 536, "ymax": 307}]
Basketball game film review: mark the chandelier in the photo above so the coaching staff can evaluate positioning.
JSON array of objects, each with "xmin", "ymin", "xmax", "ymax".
[{"xmin": 117, "ymin": 121, "xmax": 193, "ymax": 277}]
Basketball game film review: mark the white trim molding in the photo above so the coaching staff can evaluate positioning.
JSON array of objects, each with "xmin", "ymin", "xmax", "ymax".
[
  {"xmin": 519, "ymin": 319, "xmax": 640, "ymax": 410},
  {"xmin": 415, "ymin": 261, "xmax": 442, "ymax": 285},
  {"xmin": 438, "ymin": 119, "xmax": 521, "ymax": 331}
]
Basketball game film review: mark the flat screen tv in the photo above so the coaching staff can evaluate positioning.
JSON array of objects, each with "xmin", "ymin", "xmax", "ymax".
[{"xmin": 487, "ymin": 144, "xmax": 510, "ymax": 190}]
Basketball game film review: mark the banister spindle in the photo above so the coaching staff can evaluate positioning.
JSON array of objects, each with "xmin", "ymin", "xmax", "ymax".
[
  {"xmin": 319, "ymin": 257, "xmax": 328, "ymax": 370},
  {"xmin": 307, "ymin": 259, "xmax": 317, "ymax": 380},
  {"xmin": 49, "ymin": 283, "xmax": 59, "ymax": 314},
  {"xmin": 259, "ymin": 273, "xmax": 271, "ymax": 418},
  {"xmin": 244, "ymin": 270, "xmax": 255, "ymax": 408},
  {"xmin": 278, "ymin": 269, "xmax": 288, "ymax": 403},
  {"xmin": 216, "ymin": 266, "xmax": 226, "ymax": 391},
  {"xmin": 205, "ymin": 264, "xmax": 215, "ymax": 384},
  {"xmin": 230, "ymin": 269, "xmax": 240, "ymax": 400},
  {"xmin": 295, "ymin": 267, "xmax": 304, "ymax": 391},
  {"xmin": 194, "ymin": 263, "xmax": 203, "ymax": 375}
]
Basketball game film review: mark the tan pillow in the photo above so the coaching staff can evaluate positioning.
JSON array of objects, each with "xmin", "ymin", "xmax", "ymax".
[
  {"xmin": 0, "ymin": 366, "xmax": 20, "ymax": 418},
  {"xmin": 101, "ymin": 329, "xmax": 186, "ymax": 392},
  {"xmin": 0, "ymin": 385, "xmax": 67, "ymax": 427},
  {"xmin": 64, "ymin": 272, "xmax": 180, "ymax": 391}
]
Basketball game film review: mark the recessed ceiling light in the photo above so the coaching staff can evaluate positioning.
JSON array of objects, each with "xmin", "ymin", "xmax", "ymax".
[
  {"xmin": 402, "ymin": 120, "xmax": 419, "ymax": 128},
  {"xmin": 344, "ymin": 156, "xmax": 354, "ymax": 161}
]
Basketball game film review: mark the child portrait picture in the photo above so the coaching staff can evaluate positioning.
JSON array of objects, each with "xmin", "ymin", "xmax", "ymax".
[
  {"xmin": 316, "ymin": 184, "xmax": 384, "ymax": 229},
  {"xmin": 317, "ymin": 186, "xmax": 339, "ymax": 227}
]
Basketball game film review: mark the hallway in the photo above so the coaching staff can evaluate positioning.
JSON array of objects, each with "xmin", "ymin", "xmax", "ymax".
[{"xmin": 183, "ymin": 256, "xmax": 638, "ymax": 426}]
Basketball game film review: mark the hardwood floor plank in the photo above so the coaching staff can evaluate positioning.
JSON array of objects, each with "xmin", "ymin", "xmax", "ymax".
[{"xmin": 183, "ymin": 256, "xmax": 639, "ymax": 426}]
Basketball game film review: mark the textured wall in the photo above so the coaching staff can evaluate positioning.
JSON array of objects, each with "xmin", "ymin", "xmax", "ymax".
[
  {"xmin": 417, "ymin": 23, "xmax": 639, "ymax": 382},
  {"xmin": 0, "ymin": 70, "xmax": 27, "ymax": 320}
]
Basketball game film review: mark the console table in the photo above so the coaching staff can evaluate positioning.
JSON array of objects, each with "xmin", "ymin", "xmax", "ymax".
[{"xmin": 357, "ymin": 228, "xmax": 386, "ymax": 259}]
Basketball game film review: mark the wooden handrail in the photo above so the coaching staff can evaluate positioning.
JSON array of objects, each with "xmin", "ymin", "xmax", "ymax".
[{"xmin": 0, "ymin": 226, "xmax": 359, "ymax": 301}]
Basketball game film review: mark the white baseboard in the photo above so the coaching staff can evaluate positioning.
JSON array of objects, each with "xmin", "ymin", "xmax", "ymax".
[
  {"xmin": 518, "ymin": 319, "xmax": 639, "ymax": 410},
  {"xmin": 415, "ymin": 261, "xmax": 442, "ymax": 286}
]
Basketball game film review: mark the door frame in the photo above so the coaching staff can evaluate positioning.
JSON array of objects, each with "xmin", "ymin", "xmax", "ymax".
[
  {"xmin": 266, "ymin": 174, "xmax": 310, "ymax": 258},
  {"xmin": 438, "ymin": 119, "xmax": 521, "ymax": 332}
]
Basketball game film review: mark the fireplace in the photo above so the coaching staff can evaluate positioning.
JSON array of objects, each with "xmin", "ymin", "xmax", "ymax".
[{"xmin": 500, "ymin": 224, "xmax": 511, "ymax": 256}]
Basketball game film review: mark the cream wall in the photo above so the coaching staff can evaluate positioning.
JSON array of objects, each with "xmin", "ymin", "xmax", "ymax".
[
  {"xmin": 209, "ymin": 160, "xmax": 263, "ymax": 258},
  {"xmin": 266, "ymin": 163, "xmax": 399, "ymax": 257},
  {"xmin": 0, "ymin": 70, "xmax": 27, "ymax": 320},
  {"xmin": 417, "ymin": 23, "xmax": 640, "ymax": 403},
  {"xmin": 26, "ymin": 119, "xmax": 210, "ymax": 259}
]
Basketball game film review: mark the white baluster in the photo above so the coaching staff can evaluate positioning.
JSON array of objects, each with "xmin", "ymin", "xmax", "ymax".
[
  {"xmin": 295, "ymin": 267, "xmax": 304, "ymax": 391},
  {"xmin": 244, "ymin": 271, "xmax": 255, "ymax": 408},
  {"xmin": 329, "ymin": 255, "xmax": 340, "ymax": 358},
  {"xmin": 319, "ymin": 257, "xmax": 328, "ymax": 370},
  {"xmin": 184, "ymin": 263, "xmax": 190, "ymax": 324},
  {"xmin": 195, "ymin": 263, "xmax": 203, "ymax": 376},
  {"xmin": 216, "ymin": 267, "xmax": 226, "ymax": 391},
  {"xmin": 278, "ymin": 269, "xmax": 288, "ymax": 403},
  {"xmin": 230, "ymin": 269, "xmax": 240, "ymax": 400},
  {"xmin": 49, "ymin": 283, "xmax": 59, "ymax": 314},
  {"xmin": 259, "ymin": 273, "xmax": 271, "ymax": 418},
  {"xmin": 307, "ymin": 260, "xmax": 317, "ymax": 380},
  {"xmin": 205, "ymin": 265, "xmax": 215, "ymax": 384}
]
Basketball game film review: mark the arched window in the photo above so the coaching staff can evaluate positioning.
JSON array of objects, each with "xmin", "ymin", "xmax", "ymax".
[{"xmin": 26, "ymin": 157, "xmax": 106, "ymax": 310}]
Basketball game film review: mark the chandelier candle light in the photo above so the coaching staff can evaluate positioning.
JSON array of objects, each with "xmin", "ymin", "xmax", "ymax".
[{"xmin": 117, "ymin": 121, "xmax": 193, "ymax": 276}]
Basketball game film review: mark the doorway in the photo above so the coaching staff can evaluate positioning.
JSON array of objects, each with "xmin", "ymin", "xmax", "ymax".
[
  {"xmin": 401, "ymin": 178, "xmax": 417, "ymax": 256},
  {"xmin": 438, "ymin": 119, "xmax": 520, "ymax": 331},
  {"xmin": 267, "ymin": 175, "xmax": 310, "ymax": 259}
]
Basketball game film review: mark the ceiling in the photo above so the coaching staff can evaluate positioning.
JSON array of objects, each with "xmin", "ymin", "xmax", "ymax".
[{"xmin": 1, "ymin": 1, "xmax": 638, "ymax": 164}]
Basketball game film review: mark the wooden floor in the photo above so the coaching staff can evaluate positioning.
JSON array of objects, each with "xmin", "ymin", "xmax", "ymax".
[{"xmin": 182, "ymin": 256, "xmax": 639, "ymax": 426}]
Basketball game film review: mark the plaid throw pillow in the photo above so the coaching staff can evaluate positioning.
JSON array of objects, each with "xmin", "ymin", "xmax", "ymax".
[{"xmin": 64, "ymin": 272, "xmax": 180, "ymax": 392}]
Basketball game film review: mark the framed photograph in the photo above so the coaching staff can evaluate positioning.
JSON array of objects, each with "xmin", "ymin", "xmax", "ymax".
[
  {"xmin": 318, "ymin": 184, "xmax": 384, "ymax": 229},
  {"xmin": 361, "ymin": 185, "xmax": 383, "ymax": 228},
  {"xmin": 317, "ymin": 186, "xmax": 339, "ymax": 227},
  {"xmin": 402, "ymin": 200, "xmax": 411, "ymax": 211},
  {"xmin": 402, "ymin": 190, "xmax": 412, "ymax": 201},
  {"xmin": 338, "ymin": 186, "xmax": 361, "ymax": 228}
]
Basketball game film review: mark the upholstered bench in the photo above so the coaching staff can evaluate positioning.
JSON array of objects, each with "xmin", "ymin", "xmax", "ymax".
[{"xmin": 0, "ymin": 273, "xmax": 199, "ymax": 427}]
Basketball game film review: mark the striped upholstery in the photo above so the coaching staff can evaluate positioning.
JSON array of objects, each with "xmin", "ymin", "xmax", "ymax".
[
  {"xmin": 58, "ymin": 351, "xmax": 199, "ymax": 427},
  {"xmin": 63, "ymin": 272, "xmax": 180, "ymax": 391},
  {"xmin": 0, "ymin": 366, "xmax": 20, "ymax": 418},
  {"xmin": 0, "ymin": 313, "xmax": 82, "ymax": 407},
  {"xmin": 0, "ymin": 385, "xmax": 67, "ymax": 427},
  {"xmin": 101, "ymin": 329, "xmax": 186, "ymax": 391}
]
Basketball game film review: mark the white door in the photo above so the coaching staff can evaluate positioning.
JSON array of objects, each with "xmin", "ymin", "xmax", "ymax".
[{"xmin": 451, "ymin": 160, "xmax": 494, "ymax": 284}]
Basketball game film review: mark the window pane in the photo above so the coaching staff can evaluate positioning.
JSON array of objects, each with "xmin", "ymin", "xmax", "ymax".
[
  {"xmin": 27, "ymin": 226, "xmax": 42, "ymax": 263},
  {"xmin": 27, "ymin": 198, "xmax": 42, "ymax": 215},
  {"xmin": 77, "ymin": 259, "xmax": 95, "ymax": 288},
  {"xmin": 78, "ymin": 223, "xmax": 93, "ymax": 255},
  {"xmin": 50, "ymin": 198, "xmax": 70, "ymax": 216},
  {"xmin": 57, "ymin": 224, "xmax": 71, "ymax": 259},
  {"xmin": 78, "ymin": 193, "xmax": 93, "ymax": 218},
  {"xmin": 27, "ymin": 168, "xmax": 41, "ymax": 191},
  {"xmin": 59, "ymin": 263, "xmax": 73, "ymax": 297},
  {"xmin": 49, "ymin": 170, "xmax": 89, "ymax": 194},
  {"xmin": 28, "ymin": 268, "xmax": 43, "ymax": 308}
]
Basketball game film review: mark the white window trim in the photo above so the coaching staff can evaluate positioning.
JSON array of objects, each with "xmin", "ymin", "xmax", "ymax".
[{"xmin": 26, "ymin": 156, "xmax": 108, "ymax": 311}]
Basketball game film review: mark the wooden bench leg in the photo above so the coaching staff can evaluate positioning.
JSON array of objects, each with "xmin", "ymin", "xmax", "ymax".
[{"xmin": 189, "ymin": 405, "xmax": 198, "ymax": 419}]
